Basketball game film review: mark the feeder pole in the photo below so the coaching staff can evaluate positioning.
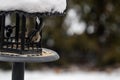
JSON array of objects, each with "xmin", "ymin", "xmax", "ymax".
[{"xmin": 12, "ymin": 63, "xmax": 25, "ymax": 80}]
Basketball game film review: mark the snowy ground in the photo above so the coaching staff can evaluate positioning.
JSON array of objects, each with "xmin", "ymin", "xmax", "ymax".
[{"xmin": 0, "ymin": 69, "xmax": 120, "ymax": 80}]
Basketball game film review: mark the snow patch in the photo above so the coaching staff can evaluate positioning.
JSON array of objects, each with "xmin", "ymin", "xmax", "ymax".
[
  {"xmin": 1, "ymin": 69, "xmax": 120, "ymax": 80},
  {"xmin": 0, "ymin": 0, "xmax": 67, "ymax": 13}
]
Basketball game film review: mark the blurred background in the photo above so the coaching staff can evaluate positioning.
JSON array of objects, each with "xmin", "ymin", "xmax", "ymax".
[{"xmin": 0, "ymin": 0, "xmax": 120, "ymax": 80}]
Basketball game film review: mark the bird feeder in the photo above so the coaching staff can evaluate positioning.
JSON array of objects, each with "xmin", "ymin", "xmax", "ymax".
[{"xmin": 0, "ymin": 0, "xmax": 67, "ymax": 80}]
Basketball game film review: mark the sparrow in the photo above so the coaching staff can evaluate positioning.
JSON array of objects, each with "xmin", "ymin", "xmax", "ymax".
[{"xmin": 26, "ymin": 17, "xmax": 44, "ymax": 43}]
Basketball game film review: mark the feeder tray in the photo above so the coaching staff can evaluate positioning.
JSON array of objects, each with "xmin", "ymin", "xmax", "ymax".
[{"xmin": 0, "ymin": 48, "xmax": 59, "ymax": 62}]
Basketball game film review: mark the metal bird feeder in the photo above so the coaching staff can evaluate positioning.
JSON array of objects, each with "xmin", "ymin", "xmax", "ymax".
[
  {"xmin": 0, "ymin": 0, "xmax": 67, "ymax": 79},
  {"xmin": 0, "ymin": 13, "xmax": 60, "ymax": 63}
]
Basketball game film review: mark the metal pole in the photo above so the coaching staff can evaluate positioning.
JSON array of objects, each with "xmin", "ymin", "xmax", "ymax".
[
  {"xmin": 15, "ymin": 13, "xmax": 20, "ymax": 48},
  {"xmin": 21, "ymin": 15, "xmax": 26, "ymax": 51},
  {"xmin": 12, "ymin": 62, "xmax": 25, "ymax": 80},
  {"xmin": 0, "ymin": 14, "xmax": 5, "ymax": 49}
]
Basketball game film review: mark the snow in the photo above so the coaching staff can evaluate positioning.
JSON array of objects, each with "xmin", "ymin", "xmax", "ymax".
[
  {"xmin": 0, "ymin": 69, "xmax": 120, "ymax": 80},
  {"xmin": 0, "ymin": 0, "xmax": 67, "ymax": 13},
  {"xmin": 64, "ymin": 8, "xmax": 86, "ymax": 36}
]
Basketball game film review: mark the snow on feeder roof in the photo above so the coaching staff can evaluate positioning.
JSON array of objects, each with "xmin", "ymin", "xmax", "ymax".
[{"xmin": 0, "ymin": 0, "xmax": 67, "ymax": 15}]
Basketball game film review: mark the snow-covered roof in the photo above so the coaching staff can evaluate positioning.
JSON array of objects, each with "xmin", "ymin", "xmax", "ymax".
[{"xmin": 0, "ymin": 0, "xmax": 67, "ymax": 14}]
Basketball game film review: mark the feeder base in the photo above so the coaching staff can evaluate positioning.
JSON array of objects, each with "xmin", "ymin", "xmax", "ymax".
[{"xmin": 0, "ymin": 48, "xmax": 59, "ymax": 62}]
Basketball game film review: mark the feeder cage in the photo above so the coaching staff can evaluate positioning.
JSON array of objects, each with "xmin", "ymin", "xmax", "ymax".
[
  {"xmin": 0, "ymin": 13, "xmax": 60, "ymax": 62},
  {"xmin": 0, "ymin": 0, "xmax": 67, "ymax": 80}
]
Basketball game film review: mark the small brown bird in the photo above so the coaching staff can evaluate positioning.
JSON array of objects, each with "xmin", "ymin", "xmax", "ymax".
[{"xmin": 26, "ymin": 17, "xmax": 44, "ymax": 43}]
